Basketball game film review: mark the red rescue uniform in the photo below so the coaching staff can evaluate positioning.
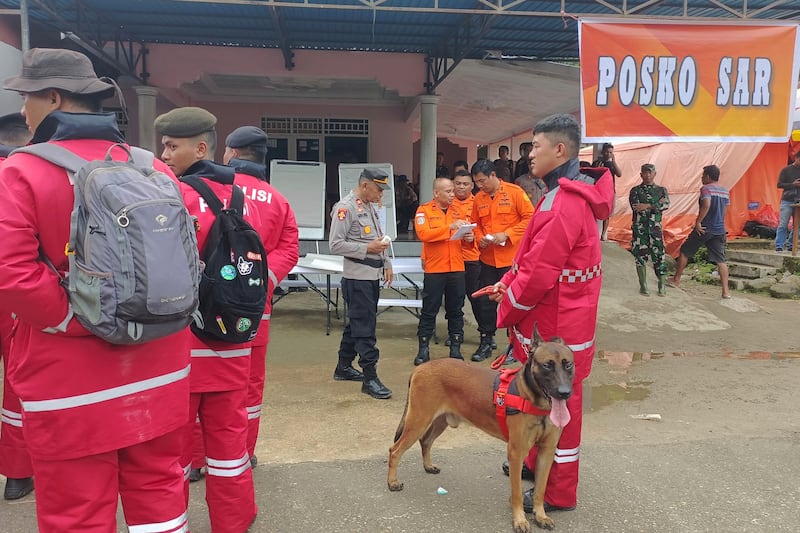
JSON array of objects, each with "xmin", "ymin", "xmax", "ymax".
[
  {"xmin": 498, "ymin": 161, "xmax": 613, "ymax": 509},
  {"xmin": 0, "ymin": 112, "xmax": 190, "ymax": 533},
  {"xmin": 179, "ymin": 160, "xmax": 260, "ymax": 533}
]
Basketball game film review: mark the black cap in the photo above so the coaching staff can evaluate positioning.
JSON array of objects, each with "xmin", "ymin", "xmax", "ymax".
[
  {"xmin": 360, "ymin": 168, "xmax": 390, "ymax": 190},
  {"xmin": 154, "ymin": 107, "xmax": 217, "ymax": 138},
  {"xmin": 641, "ymin": 163, "xmax": 656, "ymax": 172},
  {"xmin": 225, "ymin": 126, "xmax": 268, "ymax": 149}
]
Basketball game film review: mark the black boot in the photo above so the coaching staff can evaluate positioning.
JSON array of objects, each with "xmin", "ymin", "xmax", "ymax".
[
  {"xmin": 3, "ymin": 477, "xmax": 33, "ymax": 500},
  {"xmin": 471, "ymin": 334, "xmax": 494, "ymax": 362},
  {"xmin": 413, "ymin": 336, "xmax": 430, "ymax": 366},
  {"xmin": 333, "ymin": 362, "xmax": 364, "ymax": 381},
  {"xmin": 361, "ymin": 373, "xmax": 392, "ymax": 399},
  {"xmin": 449, "ymin": 334, "xmax": 464, "ymax": 360}
]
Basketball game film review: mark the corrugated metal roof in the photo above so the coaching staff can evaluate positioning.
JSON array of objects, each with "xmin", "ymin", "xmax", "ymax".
[{"xmin": 2, "ymin": 0, "xmax": 797, "ymax": 60}]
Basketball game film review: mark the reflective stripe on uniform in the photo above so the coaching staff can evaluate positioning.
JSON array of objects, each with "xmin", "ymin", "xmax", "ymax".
[
  {"xmin": 559, "ymin": 264, "xmax": 602, "ymax": 283},
  {"xmin": 190, "ymin": 348, "xmax": 251, "ymax": 358},
  {"xmin": 507, "ymin": 286, "xmax": 534, "ymax": 311},
  {"xmin": 538, "ymin": 186, "xmax": 559, "ymax": 212},
  {"xmin": 206, "ymin": 452, "xmax": 251, "ymax": 478},
  {"xmin": 128, "ymin": 510, "xmax": 189, "ymax": 533},
  {"xmin": 182, "ymin": 464, "xmax": 191, "ymax": 481},
  {"xmin": 567, "ymin": 338, "xmax": 594, "ymax": 352},
  {"xmin": 246, "ymin": 405, "xmax": 261, "ymax": 420},
  {"xmin": 554, "ymin": 446, "xmax": 580, "ymax": 464},
  {"xmin": 21, "ymin": 364, "xmax": 191, "ymax": 413},
  {"xmin": 1, "ymin": 408, "xmax": 22, "ymax": 427},
  {"xmin": 267, "ymin": 269, "xmax": 278, "ymax": 289},
  {"xmin": 261, "ymin": 313, "xmax": 271, "ymax": 321}
]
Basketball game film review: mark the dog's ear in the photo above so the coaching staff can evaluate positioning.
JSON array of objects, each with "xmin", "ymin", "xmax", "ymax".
[
  {"xmin": 532, "ymin": 323, "xmax": 544, "ymax": 346},
  {"xmin": 549, "ymin": 336, "xmax": 566, "ymax": 346}
]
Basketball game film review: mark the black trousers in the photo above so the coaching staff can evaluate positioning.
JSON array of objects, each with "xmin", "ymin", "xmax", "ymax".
[
  {"xmin": 338, "ymin": 278, "xmax": 380, "ymax": 377},
  {"xmin": 464, "ymin": 260, "xmax": 482, "ymax": 333},
  {"xmin": 474, "ymin": 262, "xmax": 510, "ymax": 336},
  {"xmin": 416, "ymin": 271, "xmax": 466, "ymax": 339}
]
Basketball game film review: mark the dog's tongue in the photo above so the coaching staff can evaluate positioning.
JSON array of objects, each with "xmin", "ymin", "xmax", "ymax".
[{"xmin": 549, "ymin": 399, "xmax": 571, "ymax": 428}]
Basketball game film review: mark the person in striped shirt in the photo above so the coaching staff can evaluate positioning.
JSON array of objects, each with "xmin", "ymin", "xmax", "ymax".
[{"xmin": 668, "ymin": 164, "xmax": 731, "ymax": 299}]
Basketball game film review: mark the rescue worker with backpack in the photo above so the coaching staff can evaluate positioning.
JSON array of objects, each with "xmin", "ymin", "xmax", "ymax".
[
  {"xmin": 0, "ymin": 48, "xmax": 195, "ymax": 532},
  {"xmin": 187, "ymin": 126, "xmax": 300, "ymax": 481},
  {"xmin": 156, "ymin": 107, "xmax": 261, "ymax": 532}
]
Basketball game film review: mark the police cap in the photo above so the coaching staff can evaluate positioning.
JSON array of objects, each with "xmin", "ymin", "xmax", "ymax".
[
  {"xmin": 154, "ymin": 107, "xmax": 217, "ymax": 138},
  {"xmin": 360, "ymin": 167, "xmax": 390, "ymax": 190},
  {"xmin": 225, "ymin": 126, "xmax": 268, "ymax": 149}
]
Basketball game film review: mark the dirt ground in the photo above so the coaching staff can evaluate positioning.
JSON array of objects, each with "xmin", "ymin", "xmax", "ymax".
[{"xmin": 1, "ymin": 241, "xmax": 799, "ymax": 532}]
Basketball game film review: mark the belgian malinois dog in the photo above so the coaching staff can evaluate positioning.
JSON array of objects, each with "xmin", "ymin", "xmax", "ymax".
[{"xmin": 387, "ymin": 328, "xmax": 574, "ymax": 532}]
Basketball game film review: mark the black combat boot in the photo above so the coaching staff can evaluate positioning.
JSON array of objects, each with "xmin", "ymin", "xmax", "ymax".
[
  {"xmin": 449, "ymin": 334, "xmax": 464, "ymax": 360},
  {"xmin": 333, "ymin": 362, "xmax": 364, "ymax": 381},
  {"xmin": 361, "ymin": 368, "xmax": 392, "ymax": 399},
  {"xmin": 471, "ymin": 334, "xmax": 494, "ymax": 362},
  {"xmin": 413, "ymin": 336, "xmax": 431, "ymax": 366}
]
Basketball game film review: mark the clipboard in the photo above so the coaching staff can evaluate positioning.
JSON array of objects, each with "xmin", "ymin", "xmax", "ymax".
[{"xmin": 450, "ymin": 223, "xmax": 476, "ymax": 241}]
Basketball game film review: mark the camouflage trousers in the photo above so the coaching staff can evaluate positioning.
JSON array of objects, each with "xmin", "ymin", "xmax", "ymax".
[{"xmin": 631, "ymin": 222, "xmax": 667, "ymax": 276}]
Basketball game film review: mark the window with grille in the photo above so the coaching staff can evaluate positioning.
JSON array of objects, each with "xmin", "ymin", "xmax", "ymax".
[{"xmin": 262, "ymin": 117, "xmax": 368, "ymax": 136}]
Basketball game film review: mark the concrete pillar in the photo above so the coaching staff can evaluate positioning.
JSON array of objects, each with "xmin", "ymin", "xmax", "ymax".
[
  {"xmin": 134, "ymin": 85, "xmax": 159, "ymax": 153},
  {"xmin": 418, "ymin": 94, "xmax": 439, "ymax": 204}
]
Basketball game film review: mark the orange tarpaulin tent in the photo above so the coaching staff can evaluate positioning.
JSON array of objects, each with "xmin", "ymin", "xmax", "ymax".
[{"xmin": 581, "ymin": 142, "xmax": 788, "ymax": 256}]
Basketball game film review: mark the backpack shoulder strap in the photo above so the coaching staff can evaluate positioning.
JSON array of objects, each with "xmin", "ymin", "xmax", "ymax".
[
  {"xmin": 181, "ymin": 175, "xmax": 225, "ymax": 216},
  {"xmin": 230, "ymin": 184, "xmax": 245, "ymax": 216},
  {"xmin": 13, "ymin": 143, "xmax": 87, "ymax": 174}
]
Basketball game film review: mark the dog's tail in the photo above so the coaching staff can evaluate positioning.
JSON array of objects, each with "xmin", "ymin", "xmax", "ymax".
[{"xmin": 393, "ymin": 375, "xmax": 413, "ymax": 443}]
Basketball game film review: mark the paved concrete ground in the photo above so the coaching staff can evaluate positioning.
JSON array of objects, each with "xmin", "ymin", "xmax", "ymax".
[{"xmin": 1, "ymin": 242, "xmax": 799, "ymax": 532}]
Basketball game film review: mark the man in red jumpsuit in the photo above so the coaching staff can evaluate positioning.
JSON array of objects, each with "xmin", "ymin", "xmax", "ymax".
[
  {"xmin": 156, "ymin": 107, "xmax": 259, "ymax": 532},
  {"xmin": 0, "ymin": 48, "xmax": 190, "ymax": 532},
  {"xmin": 225, "ymin": 126, "xmax": 299, "ymax": 466},
  {"xmin": 492, "ymin": 114, "xmax": 613, "ymax": 513},
  {"xmin": 188, "ymin": 126, "xmax": 299, "ymax": 478},
  {"xmin": 0, "ymin": 112, "xmax": 34, "ymax": 501}
]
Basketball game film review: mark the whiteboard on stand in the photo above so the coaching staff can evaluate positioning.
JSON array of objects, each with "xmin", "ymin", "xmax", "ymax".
[
  {"xmin": 270, "ymin": 160, "xmax": 326, "ymax": 240},
  {"xmin": 338, "ymin": 163, "xmax": 397, "ymax": 240}
]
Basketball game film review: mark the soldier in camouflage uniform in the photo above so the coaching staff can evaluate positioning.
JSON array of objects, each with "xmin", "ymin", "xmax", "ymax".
[
  {"xmin": 629, "ymin": 163, "xmax": 670, "ymax": 296},
  {"xmin": 329, "ymin": 168, "xmax": 394, "ymax": 399}
]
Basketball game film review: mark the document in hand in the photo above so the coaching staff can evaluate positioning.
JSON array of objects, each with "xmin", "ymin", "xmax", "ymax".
[{"xmin": 450, "ymin": 223, "xmax": 476, "ymax": 241}]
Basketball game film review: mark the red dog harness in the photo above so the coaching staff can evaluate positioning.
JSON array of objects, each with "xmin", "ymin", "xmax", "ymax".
[{"xmin": 494, "ymin": 367, "xmax": 551, "ymax": 440}]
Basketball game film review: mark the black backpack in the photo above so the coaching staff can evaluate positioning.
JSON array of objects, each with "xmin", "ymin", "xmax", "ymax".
[{"xmin": 181, "ymin": 176, "xmax": 267, "ymax": 344}]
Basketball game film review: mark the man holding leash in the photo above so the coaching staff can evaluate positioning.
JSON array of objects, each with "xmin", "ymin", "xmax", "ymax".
[
  {"xmin": 329, "ymin": 168, "xmax": 393, "ymax": 399},
  {"xmin": 491, "ymin": 114, "xmax": 614, "ymax": 513}
]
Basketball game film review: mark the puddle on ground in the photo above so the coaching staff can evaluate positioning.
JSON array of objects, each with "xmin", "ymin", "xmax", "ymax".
[{"xmin": 584, "ymin": 382, "xmax": 652, "ymax": 411}]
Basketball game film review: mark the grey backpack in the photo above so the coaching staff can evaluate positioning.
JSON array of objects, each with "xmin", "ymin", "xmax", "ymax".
[{"xmin": 16, "ymin": 143, "xmax": 201, "ymax": 344}]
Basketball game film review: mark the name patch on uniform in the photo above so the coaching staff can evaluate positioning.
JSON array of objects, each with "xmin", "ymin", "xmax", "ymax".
[{"xmin": 337, "ymin": 208, "xmax": 348, "ymax": 220}]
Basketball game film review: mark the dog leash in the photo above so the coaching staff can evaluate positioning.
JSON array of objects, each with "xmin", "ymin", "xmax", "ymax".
[{"xmin": 490, "ymin": 326, "xmax": 530, "ymax": 369}]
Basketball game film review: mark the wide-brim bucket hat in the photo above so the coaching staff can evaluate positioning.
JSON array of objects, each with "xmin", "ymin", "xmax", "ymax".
[{"xmin": 3, "ymin": 48, "xmax": 115, "ymax": 95}]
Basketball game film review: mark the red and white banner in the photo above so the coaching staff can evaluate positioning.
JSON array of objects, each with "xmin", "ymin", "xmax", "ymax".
[{"xmin": 579, "ymin": 20, "xmax": 800, "ymax": 142}]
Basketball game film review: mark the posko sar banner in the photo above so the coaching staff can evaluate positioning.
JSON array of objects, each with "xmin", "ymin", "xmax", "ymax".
[{"xmin": 579, "ymin": 20, "xmax": 800, "ymax": 142}]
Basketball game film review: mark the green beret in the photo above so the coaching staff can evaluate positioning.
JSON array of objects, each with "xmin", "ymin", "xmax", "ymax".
[{"xmin": 154, "ymin": 107, "xmax": 217, "ymax": 138}]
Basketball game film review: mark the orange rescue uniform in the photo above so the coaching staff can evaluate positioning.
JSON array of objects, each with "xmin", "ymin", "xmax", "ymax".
[
  {"xmin": 471, "ymin": 182, "xmax": 534, "ymax": 267},
  {"xmin": 415, "ymin": 200, "xmax": 470, "ymax": 273}
]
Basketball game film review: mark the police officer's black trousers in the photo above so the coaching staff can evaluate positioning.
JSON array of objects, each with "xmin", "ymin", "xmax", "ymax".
[
  {"xmin": 416, "ymin": 271, "xmax": 466, "ymax": 339},
  {"xmin": 338, "ymin": 278, "xmax": 381, "ymax": 377},
  {"xmin": 475, "ymin": 262, "xmax": 510, "ymax": 336}
]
